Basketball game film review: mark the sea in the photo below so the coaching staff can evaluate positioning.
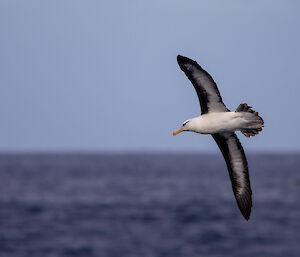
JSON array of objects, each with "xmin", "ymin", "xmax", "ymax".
[{"xmin": 0, "ymin": 153, "xmax": 299, "ymax": 257}]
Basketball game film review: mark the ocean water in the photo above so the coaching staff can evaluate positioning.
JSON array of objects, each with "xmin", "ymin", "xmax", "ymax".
[{"xmin": 0, "ymin": 154, "xmax": 299, "ymax": 257}]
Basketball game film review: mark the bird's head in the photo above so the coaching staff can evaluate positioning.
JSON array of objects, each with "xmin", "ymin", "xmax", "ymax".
[{"xmin": 173, "ymin": 119, "xmax": 192, "ymax": 136}]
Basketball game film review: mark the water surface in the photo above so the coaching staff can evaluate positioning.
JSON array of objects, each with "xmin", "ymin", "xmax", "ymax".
[{"xmin": 0, "ymin": 154, "xmax": 299, "ymax": 257}]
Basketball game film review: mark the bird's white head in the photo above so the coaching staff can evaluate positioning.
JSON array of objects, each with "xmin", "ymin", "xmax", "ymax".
[{"xmin": 173, "ymin": 119, "xmax": 195, "ymax": 136}]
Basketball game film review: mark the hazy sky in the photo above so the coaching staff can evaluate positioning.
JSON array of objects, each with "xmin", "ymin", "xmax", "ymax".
[{"xmin": 1, "ymin": 1, "xmax": 300, "ymax": 152}]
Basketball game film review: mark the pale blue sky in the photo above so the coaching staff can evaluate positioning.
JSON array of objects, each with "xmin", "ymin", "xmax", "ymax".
[{"xmin": 1, "ymin": 1, "xmax": 300, "ymax": 152}]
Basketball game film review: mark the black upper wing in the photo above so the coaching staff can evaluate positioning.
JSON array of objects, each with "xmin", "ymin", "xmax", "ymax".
[
  {"xmin": 177, "ymin": 55, "xmax": 229, "ymax": 114},
  {"xmin": 212, "ymin": 132, "xmax": 252, "ymax": 220}
]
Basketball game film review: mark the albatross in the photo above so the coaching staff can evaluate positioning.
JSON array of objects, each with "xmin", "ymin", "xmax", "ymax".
[{"xmin": 173, "ymin": 55, "xmax": 264, "ymax": 220}]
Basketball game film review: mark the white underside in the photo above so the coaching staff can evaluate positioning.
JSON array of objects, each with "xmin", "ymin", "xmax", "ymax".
[{"xmin": 187, "ymin": 112, "xmax": 254, "ymax": 134}]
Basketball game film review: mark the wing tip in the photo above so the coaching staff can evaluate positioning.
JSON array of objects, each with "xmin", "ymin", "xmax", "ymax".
[
  {"xmin": 177, "ymin": 55, "xmax": 197, "ymax": 67},
  {"xmin": 242, "ymin": 210, "xmax": 251, "ymax": 221},
  {"xmin": 237, "ymin": 194, "xmax": 252, "ymax": 221}
]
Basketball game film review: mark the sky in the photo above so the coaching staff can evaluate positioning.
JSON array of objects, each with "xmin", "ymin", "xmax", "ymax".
[{"xmin": 1, "ymin": 0, "xmax": 300, "ymax": 152}]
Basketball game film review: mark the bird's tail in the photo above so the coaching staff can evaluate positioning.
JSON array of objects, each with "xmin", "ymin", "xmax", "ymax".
[{"xmin": 235, "ymin": 103, "xmax": 264, "ymax": 138}]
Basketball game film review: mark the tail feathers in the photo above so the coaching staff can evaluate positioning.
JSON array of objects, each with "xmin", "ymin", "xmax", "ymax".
[
  {"xmin": 236, "ymin": 103, "xmax": 257, "ymax": 114},
  {"xmin": 241, "ymin": 128, "xmax": 263, "ymax": 138},
  {"xmin": 236, "ymin": 103, "xmax": 264, "ymax": 138}
]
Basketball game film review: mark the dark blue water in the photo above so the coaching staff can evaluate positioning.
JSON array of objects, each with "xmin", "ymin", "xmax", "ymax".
[{"xmin": 0, "ymin": 154, "xmax": 299, "ymax": 257}]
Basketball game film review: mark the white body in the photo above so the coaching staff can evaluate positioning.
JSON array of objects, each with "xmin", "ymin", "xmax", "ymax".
[{"xmin": 185, "ymin": 112, "xmax": 257, "ymax": 134}]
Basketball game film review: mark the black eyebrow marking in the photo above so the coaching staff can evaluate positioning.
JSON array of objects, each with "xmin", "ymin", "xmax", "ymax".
[{"xmin": 182, "ymin": 120, "xmax": 190, "ymax": 126}]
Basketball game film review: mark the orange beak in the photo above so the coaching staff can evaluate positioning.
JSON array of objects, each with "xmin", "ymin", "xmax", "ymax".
[{"xmin": 173, "ymin": 126, "xmax": 183, "ymax": 136}]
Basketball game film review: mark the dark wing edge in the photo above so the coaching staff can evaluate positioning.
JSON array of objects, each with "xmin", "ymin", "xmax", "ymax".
[
  {"xmin": 177, "ymin": 55, "xmax": 229, "ymax": 114},
  {"xmin": 212, "ymin": 132, "xmax": 252, "ymax": 220}
]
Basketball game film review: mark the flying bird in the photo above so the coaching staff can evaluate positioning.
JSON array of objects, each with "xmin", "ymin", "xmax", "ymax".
[{"xmin": 173, "ymin": 55, "xmax": 264, "ymax": 220}]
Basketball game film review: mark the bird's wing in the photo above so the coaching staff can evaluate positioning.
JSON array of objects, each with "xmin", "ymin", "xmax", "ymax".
[
  {"xmin": 177, "ymin": 55, "xmax": 229, "ymax": 114},
  {"xmin": 212, "ymin": 132, "xmax": 252, "ymax": 220}
]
